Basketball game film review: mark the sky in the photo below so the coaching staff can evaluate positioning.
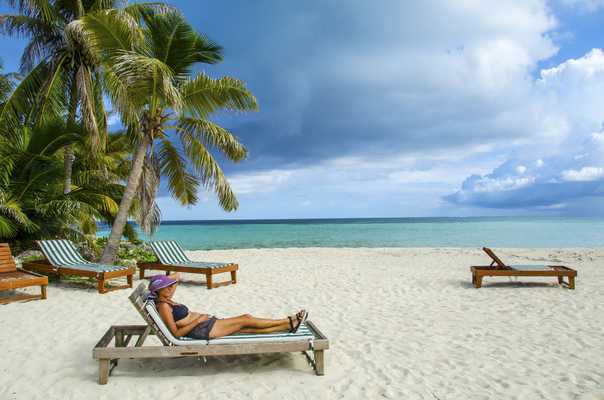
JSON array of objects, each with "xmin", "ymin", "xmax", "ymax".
[{"xmin": 2, "ymin": 0, "xmax": 604, "ymax": 219}]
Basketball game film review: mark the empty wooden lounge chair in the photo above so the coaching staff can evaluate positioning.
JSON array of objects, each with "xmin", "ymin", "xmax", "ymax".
[
  {"xmin": 138, "ymin": 240, "xmax": 238, "ymax": 289},
  {"xmin": 22, "ymin": 239, "xmax": 134, "ymax": 294},
  {"xmin": 0, "ymin": 243, "xmax": 48, "ymax": 304},
  {"xmin": 93, "ymin": 283, "xmax": 329, "ymax": 384},
  {"xmin": 471, "ymin": 247, "xmax": 577, "ymax": 289}
]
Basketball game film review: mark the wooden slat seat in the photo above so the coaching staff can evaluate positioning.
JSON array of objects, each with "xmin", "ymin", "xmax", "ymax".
[{"xmin": 0, "ymin": 243, "xmax": 48, "ymax": 304}]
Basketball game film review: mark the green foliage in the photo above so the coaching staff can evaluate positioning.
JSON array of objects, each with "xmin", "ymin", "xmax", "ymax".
[
  {"xmin": 94, "ymin": 236, "xmax": 156, "ymax": 264},
  {"xmin": 0, "ymin": 121, "xmax": 133, "ymax": 249},
  {"xmin": 0, "ymin": 4, "xmax": 258, "ymax": 260},
  {"xmin": 81, "ymin": 8, "xmax": 258, "ymax": 230}
]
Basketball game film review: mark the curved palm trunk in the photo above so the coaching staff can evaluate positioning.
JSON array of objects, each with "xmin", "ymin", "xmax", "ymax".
[
  {"xmin": 63, "ymin": 80, "xmax": 78, "ymax": 194},
  {"xmin": 100, "ymin": 135, "xmax": 151, "ymax": 264}
]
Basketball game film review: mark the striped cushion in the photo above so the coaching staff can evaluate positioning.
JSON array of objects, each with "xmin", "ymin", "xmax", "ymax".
[
  {"xmin": 207, "ymin": 323, "xmax": 313, "ymax": 345},
  {"xmin": 144, "ymin": 301, "xmax": 314, "ymax": 346},
  {"xmin": 149, "ymin": 241, "xmax": 190, "ymax": 265},
  {"xmin": 37, "ymin": 240, "xmax": 128, "ymax": 272},
  {"xmin": 181, "ymin": 261, "xmax": 231, "ymax": 269},
  {"xmin": 149, "ymin": 241, "xmax": 230, "ymax": 268}
]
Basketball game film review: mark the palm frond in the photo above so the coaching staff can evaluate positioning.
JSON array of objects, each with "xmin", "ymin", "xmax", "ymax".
[
  {"xmin": 178, "ymin": 117, "xmax": 247, "ymax": 162},
  {"xmin": 178, "ymin": 132, "xmax": 238, "ymax": 211},
  {"xmin": 142, "ymin": 10, "xmax": 222, "ymax": 77},
  {"xmin": 157, "ymin": 137, "xmax": 197, "ymax": 205},
  {"xmin": 0, "ymin": 60, "xmax": 54, "ymax": 138},
  {"xmin": 180, "ymin": 74, "xmax": 258, "ymax": 117},
  {"xmin": 75, "ymin": 64, "xmax": 102, "ymax": 149},
  {"xmin": 123, "ymin": 2, "xmax": 175, "ymax": 20},
  {"xmin": 80, "ymin": 9, "xmax": 143, "ymax": 53}
]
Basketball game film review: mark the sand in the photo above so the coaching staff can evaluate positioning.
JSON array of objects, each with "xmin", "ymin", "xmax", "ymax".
[{"xmin": 1, "ymin": 247, "xmax": 604, "ymax": 400}]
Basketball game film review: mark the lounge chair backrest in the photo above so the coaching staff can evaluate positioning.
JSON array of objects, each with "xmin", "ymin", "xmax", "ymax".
[
  {"xmin": 128, "ymin": 283, "xmax": 172, "ymax": 346},
  {"xmin": 0, "ymin": 243, "xmax": 17, "ymax": 273},
  {"xmin": 37, "ymin": 240, "xmax": 88, "ymax": 266},
  {"xmin": 482, "ymin": 247, "xmax": 508, "ymax": 269},
  {"xmin": 149, "ymin": 241, "xmax": 190, "ymax": 265}
]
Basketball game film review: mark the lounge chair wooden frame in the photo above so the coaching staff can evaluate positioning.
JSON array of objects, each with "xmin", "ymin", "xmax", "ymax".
[
  {"xmin": 0, "ymin": 243, "xmax": 48, "ymax": 304},
  {"xmin": 471, "ymin": 247, "xmax": 577, "ymax": 289},
  {"xmin": 22, "ymin": 241, "xmax": 134, "ymax": 294},
  {"xmin": 138, "ymin": 261, "xmax": 238, "ymax": 289},
  {"xmin": 93, "ymin": 283, "xmax": 329, "ymax": 384}
]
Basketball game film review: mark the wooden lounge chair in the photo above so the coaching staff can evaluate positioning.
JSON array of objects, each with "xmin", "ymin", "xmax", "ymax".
[
  {"xmin": 22, "ymin": 239, "xmax": 134, "ymax": 294},
  {"xmin": 138, "ymin": 240, "xmax": 238, "ymax": 289},
  {"xmin": 0, "ymin": 243, "xmax": 48, "ymax": 304},
  {"xmin": 93, "ymin": 283, "xmax": 329, "ymax": 384},
  {"xmin": 471, "ymin": 247, "xmax": 577, "ymax": 289}
]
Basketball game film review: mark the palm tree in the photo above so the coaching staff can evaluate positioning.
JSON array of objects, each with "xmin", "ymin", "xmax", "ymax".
[
  {"xmin": 0, "ymin": 120, "xmax": 127, "ymax": 251},
  {"xmin": 0, "ymin": 0, "xmax": 170, "ymax": 194},
  {"xmin": 80, "ymin": 9, "xmax": 258, "ymax": 263}
]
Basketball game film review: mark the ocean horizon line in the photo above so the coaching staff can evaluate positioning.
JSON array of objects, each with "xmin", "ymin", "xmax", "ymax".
[{"xmin": 106, "ymin": 215, "xmax": 604, "ymax": 226}]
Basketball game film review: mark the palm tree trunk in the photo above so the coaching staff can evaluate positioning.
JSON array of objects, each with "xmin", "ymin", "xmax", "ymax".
[
  {"xmin": 100, "ymin": 134, "xmax": 151, "ymax": 264},
  {"xmin": 63, "ymin": 80, "xmax": 78, "ymax": 194}
]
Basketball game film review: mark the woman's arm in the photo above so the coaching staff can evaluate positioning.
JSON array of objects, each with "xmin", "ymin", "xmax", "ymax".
[{"xmin": 157, "ymin": 303, "xmax": 205, "ymax": 337}]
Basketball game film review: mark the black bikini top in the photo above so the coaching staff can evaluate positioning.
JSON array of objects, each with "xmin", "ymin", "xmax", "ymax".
[
  {"xmin": 156, "ymin": 300, "xmax": 189, "ymax": 322},
  {"xmin": 171, "ymin": 304, "xmax": 189, "ymax": 322}
]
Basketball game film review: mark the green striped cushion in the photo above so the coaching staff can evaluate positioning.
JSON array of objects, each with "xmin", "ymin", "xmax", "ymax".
[
  {"xmin": 37, "ymin": 240, "xmax": 128, "ymax": 272},
  {"xmin": 144, "ymin": 301, "xmax": 314, "ymax": 346},
  {"xmin": 207, "ymin": 323, "xmax": 314, "ymax": 345},
  {"xmin": 181, "ymin": 261, "xmax": 231, "ymax": 269},
  {"xmin": 149, "ymin": 241, "xmax": 230, "ymax": 268},
  {"xmin": 149, "ymin": 241, "xmax": 190, "ymax": 265}
]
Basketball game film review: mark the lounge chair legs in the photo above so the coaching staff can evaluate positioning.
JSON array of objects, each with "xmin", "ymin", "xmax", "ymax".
[
  {"xmin": 473, "ymin": 274, "xmax": 482, "ymax": 288},
  {"xmin": 97, "ymin": 278, "xmax": 106, "ymax": 294},
  {"xmin": 97, "ymin": 275, "xmax": 135, "ymax": 294},
  {"xmin": 314, "ymin": 350, "xmax": 325, "ymax": 375},
  {"xmin": 230, "ymin": 270, "xmax": 237, "ymax": 284},
  {"xmin": 206, "ymin": 273, "xmax": 213, "ymax": 289},
  {"xmin": 98, "ymin": 359, "xmax": 110, "ymax": 385},
  {"xmin": 41, "ymin": 284, "xmax": 47, "ymax": 299},
  {"xmin": 304, "ymin": 349, "xmax": 326, "ymax": 375}
]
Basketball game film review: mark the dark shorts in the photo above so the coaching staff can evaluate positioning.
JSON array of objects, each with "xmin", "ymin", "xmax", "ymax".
[{"xmin": 186, "ymin": 317, "xmax": 218, "ymax": 340}]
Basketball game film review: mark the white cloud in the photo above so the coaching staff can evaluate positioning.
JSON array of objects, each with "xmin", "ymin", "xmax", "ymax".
[
  {"xmin": 561, "ymin": 166, "xmax": 604, "ymax": 181},
  {"xmin": 228, "ymin": 170, "xmax": 292, "ymax": 194},
  {"xmin": 159, "ymin": 2, "xmax": 604, "ymax": 218},
  {"xmin": 472, "ymin": 176, "xmax": 536, "ymax": 193}
]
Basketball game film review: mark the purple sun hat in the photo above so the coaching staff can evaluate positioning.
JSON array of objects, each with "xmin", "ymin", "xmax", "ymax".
[{"xmin": 146, "ymin": 275, "xmax": 177, "ymax": 300}]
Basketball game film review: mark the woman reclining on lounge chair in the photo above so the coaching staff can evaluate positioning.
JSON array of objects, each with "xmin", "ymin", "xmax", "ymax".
[{"xmin": 147, "ymin": 274, "xmax": 307, "ymax": 341}]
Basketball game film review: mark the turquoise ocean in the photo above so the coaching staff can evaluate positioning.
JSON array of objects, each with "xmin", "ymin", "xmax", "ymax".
[{"xmin": 97, "ymin": 217, "xmax": 604, "ymax": 250}]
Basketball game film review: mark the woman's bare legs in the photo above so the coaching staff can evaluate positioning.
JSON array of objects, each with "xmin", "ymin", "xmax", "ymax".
[{"xmin": 209, "ymin": 314, "xmax": 292, "ymax": 338}]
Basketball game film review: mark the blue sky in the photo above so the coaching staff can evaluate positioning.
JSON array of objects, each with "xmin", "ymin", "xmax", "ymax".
[{"xmin": 3, "ymin": 0, "xmax": 604, "ymax": 219}]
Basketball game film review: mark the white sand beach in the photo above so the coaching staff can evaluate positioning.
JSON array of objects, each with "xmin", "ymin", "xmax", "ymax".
[{"xmin": 1, "ymin": 247, "xmax": 604, "ymax": 400}]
